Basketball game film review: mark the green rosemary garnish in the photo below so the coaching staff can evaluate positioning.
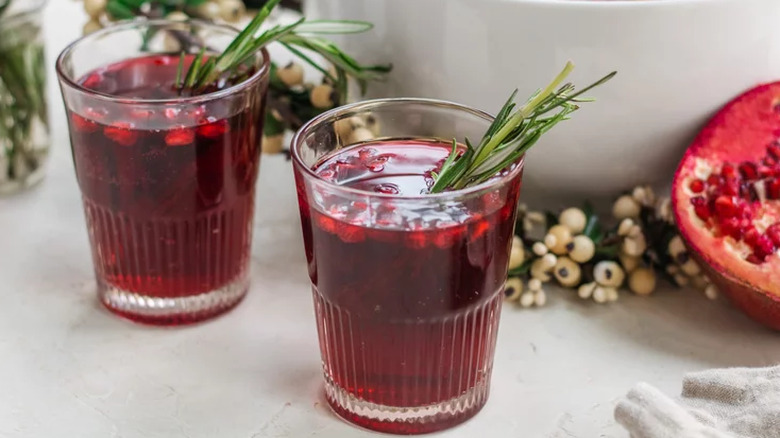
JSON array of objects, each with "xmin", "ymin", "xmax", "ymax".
[
  {"xmin": 177, "ymin": 0, "xmax": 390, "ymax": 96},
  {"xmin": 430, "ymin": 63, "xmax": 616, "ymax": 193}
]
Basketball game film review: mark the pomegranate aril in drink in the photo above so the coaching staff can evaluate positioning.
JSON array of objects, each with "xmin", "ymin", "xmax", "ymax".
[{"xmin": 104, "ymin": 122, "xmax": 138, "ymax": 146}]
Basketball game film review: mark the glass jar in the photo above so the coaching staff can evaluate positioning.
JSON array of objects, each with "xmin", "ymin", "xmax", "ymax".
[{"xmin": 0, "ymin": 0, "xmax": 50, "ymax": 195}]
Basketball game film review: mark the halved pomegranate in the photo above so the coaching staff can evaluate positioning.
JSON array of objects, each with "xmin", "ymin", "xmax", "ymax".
[{"xmin": 672, "ymin": 82, "xmax": 780, "ymax": 330}]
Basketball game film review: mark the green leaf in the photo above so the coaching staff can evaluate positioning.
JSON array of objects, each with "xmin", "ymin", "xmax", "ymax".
[
  {"xmin": 106, "ymin": 0, "xmax": 136, "ymax": 19},
  {"xmin": 293, "ymin": 20, "xmax": 374, "ymax": 35}
]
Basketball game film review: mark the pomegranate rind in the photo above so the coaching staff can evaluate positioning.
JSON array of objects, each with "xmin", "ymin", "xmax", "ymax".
[{"xmin": 672, "ymin": 82, "xmax": 780, "ymax": 329}]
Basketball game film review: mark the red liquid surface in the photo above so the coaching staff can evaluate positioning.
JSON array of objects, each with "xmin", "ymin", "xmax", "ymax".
[
  {"xmin": 68, "ymin": 54, "xmax": 265, "ymax": 324},
  {"xmin": 296, "ymin": 140, "xmax": 521, "ymax": 433}
]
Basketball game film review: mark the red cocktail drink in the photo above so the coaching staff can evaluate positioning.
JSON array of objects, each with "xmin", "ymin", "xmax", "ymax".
[
  {"xmin": 57, "ymin": 21, "xmax": 269, "ymax": 325},
  {"xmin": 292, "ymin": 100, "xmax": 524, "ymax": 434}
]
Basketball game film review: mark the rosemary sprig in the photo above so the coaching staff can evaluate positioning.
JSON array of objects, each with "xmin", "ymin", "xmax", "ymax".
[
  {"xmin": 177, "ymin": 0, "xmax": 390, "ymax": 96},
  {"xmin": 430, "ymin": 63, "xmax": 616, "ymax": 193}
]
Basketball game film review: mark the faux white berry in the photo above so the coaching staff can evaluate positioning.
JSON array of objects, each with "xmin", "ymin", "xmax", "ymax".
[
  {"xmin": 628, "ymin": 267, "xmax": 656, "ymax": 296},
  {"xmin": 558, "ymin": 208, "xmax": 587, "ymax": 234},
  {"xmin": 617, "ymin": 218, "xmax": 635, "ymax": 237},
  {"xmin": 509, "ymin": 238, "xmax": 526, "ymax": 270},
  {"xmin": 166, "ymin": 11, "xmax": 190, "ymax": 22},
  {"xmin": 690, "ymin": 274, "xmax": 708, "ymax": 291},
  {"xmin": 334, "ymin": 116, "xmax": 365, "ymax": 139},
  {"xmin": 277, "ymin": 62, "xmax": 304, "ymax": 87},
  {"xmin": 619, "ymin": 252, "xmax": 641, "ymax": 273},
  {"xmin": 704, "ymin": 284, "xmax": 718, "ymax": 300},
  {"xmin": 632, "ymin": 185, "xmax": 655, "ymax": 206},
  {"xmin": 219, "ymin": 0, "xmax": 246, "ymax": 22},
  {"xmin": 593, "ymin": 261, "xmax": 625, "ymax": 288},
  {"xmin": 673, "ymin": 273, "xmax": 690, "ymax": 287},
  {"xmin": 532, "ymin": 242, "xmax": 548, "ymax": 256},
  {"xmin": 84, "ymin": 0, "xmax": 107, "ymax": 19},
  {"xmin": 545, "ymin": 225, "xmax": 573, "ymax": 255},
  {"xmin": 668, "ymin": 235, "xmax": 686, "ymax": 258},
  {"xmin": 553, "ymin": 257, "xmax": 581, "ymax": 288},
  {"xmin": 578, "ymin": 282, "xmax": 596, "ymax": 299},
  {"xmin": 622, "ymin": 233, "xmax": 647, "ymax": 257},
  {"xmin": 679, "ymin": 258, "xmax": 701, "ymax": 276},
  {"xmin": 519, "ymin": 292, "xmax": 536, "ymax": 308},
  {"xmin": 310, "ymin": 84, "xmax": 335, "ymax": 109},
  {"xmin": 568, "ymin": 235, "xmax": 595, "ymax": 263},
  {"xmin": 528, "ymin": 278, "xmax": 543, "ymax": 291},
  {"xmin": 593, "ymin": 286, "xmax": 608, "ymax": 303},
  {"xmin": 261, "ymin": 134, "xmax": 284, "ymax": 154},
  {"xmin": 192, "ymin": 1, "xmax": 221, "ymax": 20},
  {"xmin": 347, "ymin": 127, "xmax": 374, "ymax": 145},
  {"xmin": 534, "ymin": 289, "xmax": 547, "ymax": 306},
  {"xmin": 363, "ymin": 113, "xmax": 381, "ymax": 136},
  {"xmin": 504, "ymin": 277, "xmax": 523, "ymax": 301},
  {"xmin": 83, "ymin": 19, "xmax": 102, "ymax": 35},
  {"xmin": 613, "ymin": 195, "xmax": 641, "ymax": 220},
  {"xmin": 606, "ymin": 287, "xmax": 619, "ymax": 302},
  {"xmin": 530, "ymin": 258, "xmax": 552, "ymax": 282}
]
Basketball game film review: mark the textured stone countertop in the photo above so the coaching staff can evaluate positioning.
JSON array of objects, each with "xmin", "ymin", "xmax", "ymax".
[{"xmin": 3, "ymin": 2, "xmax": 780, "ymax": 437}]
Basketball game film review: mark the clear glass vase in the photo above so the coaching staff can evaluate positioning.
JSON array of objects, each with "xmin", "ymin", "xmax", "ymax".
[{"xmin": 0, "ymin": 0, "xmax": 50, "ymax": 195}]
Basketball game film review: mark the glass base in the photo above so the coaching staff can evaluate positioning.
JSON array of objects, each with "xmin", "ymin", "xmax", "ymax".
[
  {"xmin": 323, "ymin": 373, "xmax": 489, "ymax": 435},
  {"xmin": 99, "ymin": 275, "xmax": 248, "ymax": 326}
]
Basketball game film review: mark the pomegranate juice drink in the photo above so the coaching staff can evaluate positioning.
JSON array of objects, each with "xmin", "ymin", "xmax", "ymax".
[
  {"xmin": 57, "ymin": 20, "xmax": 269, "ymax": 325},
  {"xmin": 292, "ymin": 100, "xmax": 524, "ymax": 434}
]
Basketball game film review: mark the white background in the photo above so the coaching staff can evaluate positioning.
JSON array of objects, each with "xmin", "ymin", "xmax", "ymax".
[{"xmin": 2, "ymin": 2, "xmax": 780, "ymax": 437}]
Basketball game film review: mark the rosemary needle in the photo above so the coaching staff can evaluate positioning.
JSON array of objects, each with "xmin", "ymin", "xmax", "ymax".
[{"xmin": 430, "ymin": 63, "xmax": 616, "ymax": 193}]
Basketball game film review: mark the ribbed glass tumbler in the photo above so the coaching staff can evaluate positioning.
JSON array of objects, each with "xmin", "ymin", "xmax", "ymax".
[
  {"xmin": 291, "ymin": 98, "xmax": 524, "ymax": 434},
  {"xmin": 56, "ymin": 20, "xmax": 270, "ymax": 325}
]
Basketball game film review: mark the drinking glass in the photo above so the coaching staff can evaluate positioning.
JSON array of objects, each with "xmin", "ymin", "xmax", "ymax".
[
  {"xmin": 291, "ymin": 98, "xmax": 524, "ymax": 434},
  {"xmin": 57, "ymin": 20, "xmax": 270, "ymax": 325},
  {"xmin": 0, "ymin": 0, "xmax": 50, "ymax": 195}
]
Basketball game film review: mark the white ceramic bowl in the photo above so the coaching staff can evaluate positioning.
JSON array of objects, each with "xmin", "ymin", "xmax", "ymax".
[{"xmin": 304, "ymin": 0, "xmax": 780, "ymax": 207}]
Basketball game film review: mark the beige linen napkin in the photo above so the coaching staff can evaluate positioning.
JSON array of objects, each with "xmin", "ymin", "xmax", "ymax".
[{"xmin": 615, "ymin": 366, "xmax": 780, "ymax": 438}]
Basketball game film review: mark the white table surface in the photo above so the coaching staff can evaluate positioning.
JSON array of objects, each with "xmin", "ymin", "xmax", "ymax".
[{"xmin": 3, "ymin": 2, "xmax": 780, "ymax": 437}]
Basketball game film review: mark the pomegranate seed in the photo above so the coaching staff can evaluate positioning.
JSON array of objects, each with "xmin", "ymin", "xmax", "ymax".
[
  {"xmin": 721, "ymin": 163, "xmax": 738, "ymax": 179},
  {"xmin": 81, "ymin": 74, "xmax": 101, "ymax": 89},
  {"xmin": 358, "ymin": 148, "xmax": 377, "ymax": 160},
  {"xmin": 130, "ymin": 109, "xmax": 154, "ymax": 120},
  {"xmin": 768, "ymin": 142, "xmax": 780, "ymax": 160},
  {"xmin": 721, "ymin": 178, "xmax": 740, "ymax": 196},
  {"xmin": 767, "ymin": 223, "xmax": 780, "ymax": 246},
  {"xmin": 197, "ymin": 118, "xmax": 229, "ymax": 138},
  {"xmin": 470, "ymin": 219, "xmax": 491, "ymax": 241},
  {"xmin": 71, "ymin": 114, "xmax": 98, "ymax": 133},
  {"xmin": 374, "ymin": 183, "xmax": 399, "ymax": 195},
  {"xmin": 104, "ymin": 122, "xmax": 138, "ymax": 146},
  {"xmin": 764, "ymin": 155, "xmax": 778, "ymax": 167},
  {"xmin": 767, "ymin": 178, "xmax": 780, "ymax": 199},
  {"xmin": 758, "ymin": 165, "xmax": 775, "ymax": 178},
  {"xmin": 84, "ymin": 107, "xmax": 108, "ymax": 120},
  {"xmin": 405, "ymin": 231, "xmax": 428, "ymax": 249},
  {"xmin": 164, "ymin": 108, "xmax": 181, "ymax": 119},
  {"xmin": 744, "ymin": 228, "xmax": 761, "ymax": 246},
  {"xmin": 720, "ymin": 217, "xmax": 744, "ymax": 239},
  {"xmin": 714, "ymin": 196, "xmax": 739, "ymax": 218},
  {"xmin": 690, "ymin": 196, "xmax": 711, "ymax": 221},
  {"xmin": 337, "ymin": 224, "xmax": 366, "ymax": 243},
  {"xmin": 754, "ymin": 235, "xmax": 776, "ymax": 259},
  {"xmin": 706, "ymin": 174, "xmax": 722, "ymax": 188},
  {"xmin": 739, "ymin": 162, "xmax": 759, "ymax": 180},
  {"xmin": 689, "ymin": 179, "xmax": 705, "ymax": 193},
  {"xmin": 740, "ymin": 182, "xmax": 758, "ymax": 202},
  {"xmin": 165, "ymin": 127, "xmax": 195, "ymax": 146},
  {"xmin": 746, "ymin": 253, "xmax": 764, "ymax": 264}
]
